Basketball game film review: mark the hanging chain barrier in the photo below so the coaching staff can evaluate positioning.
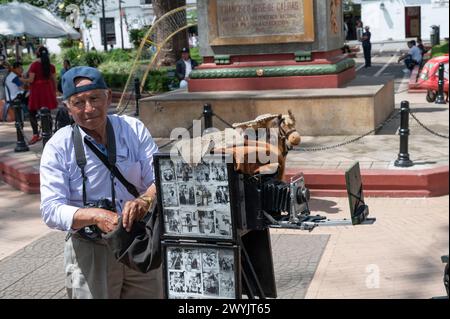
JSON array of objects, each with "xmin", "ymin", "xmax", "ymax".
[
  {"xmin": 159, "ymin": 109, "xmax": 233, "ymax": 149},
  {"xmin": 409, "ymin": 111, "xmax": 449, "ymax": 139},
  {"xmin": 213, "ymin": 112, "xmax": 234, "ymax": 128},
  {"xmin": 157, "ymin": 100, "xmax": 449, "ymax": 155},
  {"xmin": 158, "ymin": 114, "xmax": 204, "ymax": 150},
  {"xmin": 158, "ymin": 105, "xmax": 235, "ymax": 151},
  {"xmin": 296, "ymin": 110, "xmax": 402, "ymax": 152}
]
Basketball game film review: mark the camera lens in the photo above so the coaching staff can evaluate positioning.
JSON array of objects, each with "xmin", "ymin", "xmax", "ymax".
[
  {"xmin": 296, "ymin": 187, "xmax": 311, "ymax": 204},
  {"xmin": 296, "ymin": 187, "xmax": 304, "ymax": 204},
  {"xmin": 303, "ymin": 188, "xmax": 311, "ymax": 202}
]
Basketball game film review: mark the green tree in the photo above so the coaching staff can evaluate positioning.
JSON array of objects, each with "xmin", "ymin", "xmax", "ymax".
[{"xmin": 0, "ymin": 0, "xmax": 100, "ymax": 18}]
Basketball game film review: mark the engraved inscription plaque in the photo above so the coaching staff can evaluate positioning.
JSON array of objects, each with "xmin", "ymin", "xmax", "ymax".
[{"xmin": 208, "ymin": 0, "xmax": 315, "ymax": 46}]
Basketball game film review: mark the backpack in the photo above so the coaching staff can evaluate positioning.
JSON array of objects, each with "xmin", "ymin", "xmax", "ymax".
[{"xmin": 54, "ymin": 107, "xmax": 73, "ymax": 132}]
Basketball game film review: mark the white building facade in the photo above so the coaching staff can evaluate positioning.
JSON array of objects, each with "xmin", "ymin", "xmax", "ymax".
[
  {"xmin": 82, "ymin": 0, "xmax": 155, "ymax": 51},
  {"xmin": 353, "ymin": 0, "xmax": 449, "ymax": 42}
]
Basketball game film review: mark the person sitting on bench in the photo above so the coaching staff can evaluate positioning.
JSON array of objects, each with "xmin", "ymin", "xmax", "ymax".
[
  {"xmin": 398, "ymin": 40, "xmax": 423, "ymax": 74},
  {"xmin": 3, "ymin": 61, "xmax": 27, "ymax": 121}
]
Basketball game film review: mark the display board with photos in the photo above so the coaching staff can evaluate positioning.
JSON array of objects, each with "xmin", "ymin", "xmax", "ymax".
[
  {"xmin": 154, "ymin": 154, "xmax": 241, "ymax": 242},
  {"xmin": 162, "ymin": 243, "xmax": 241, "ymax": 299}
]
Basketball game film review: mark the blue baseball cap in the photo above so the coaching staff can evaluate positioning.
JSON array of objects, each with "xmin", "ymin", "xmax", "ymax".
[{"xmin": 62, "ymin": 66, "xmax": 108, "ymax": 100}]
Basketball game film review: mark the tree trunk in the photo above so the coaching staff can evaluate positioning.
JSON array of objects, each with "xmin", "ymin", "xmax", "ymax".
[{"xmin": 152, "ymin": 0, "xmax": 188, "ymax": 67}]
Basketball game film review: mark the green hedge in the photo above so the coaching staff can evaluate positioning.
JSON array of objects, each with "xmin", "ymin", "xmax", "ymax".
[
  {"xmin": 98, "ymin": 61, "xmax": 176, "ymax": 92},
  {"xmin": 104, "ymin": 49, "xmax": 136, "ymax": 62},
  {"xmin": 60, "ymin": 47, "xmax": 86, "ymax": 66},
  {"xmin": 190, "ymin": 47, "xmax": 203, "ymax": 65},
  {"xmin": 60, "ymin": 48, "xmax": 135, "ymax": 68},
  {"xmin": 58, "ymin": 48, "xmax": 179, "ymax": 93},
  {"xmin": 431, "ymin": 41, "xmax": 449, "ymax": 57}
]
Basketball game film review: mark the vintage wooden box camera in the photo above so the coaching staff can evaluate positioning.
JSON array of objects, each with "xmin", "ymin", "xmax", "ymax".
[{"xmin": 155, "ymin": 153, "xmax": 301, "ymax": 299}]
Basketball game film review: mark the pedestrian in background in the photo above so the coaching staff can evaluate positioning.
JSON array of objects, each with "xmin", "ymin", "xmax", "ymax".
[
  {"xmin": 21, "ymin": 46, "xmax": 58, "ymax": 144},
  {"xmin": 362, "ymin": 26, "xmax": 372, "ymax": 68},
  {"xmin": 58, "ymin": 59, "xmax": 71, "ymax": 94},
  {"xmin": 356, "ymin": 20, "xmax": 364, "ymax": 42},
  {"xmin": 398, "ymin": 40, "xmax": 423, "ymax": 74},
  {"xmin": 416, "ymin": 38, "xmax": 429, "ymax": 60},
  {"xmin": 176, "ymin": 47, "xmax": 198, "ymax": 89}
]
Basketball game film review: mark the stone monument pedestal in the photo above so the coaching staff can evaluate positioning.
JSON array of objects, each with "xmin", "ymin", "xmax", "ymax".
[
  {"xmin": 140, "ymin": 77, "xmax": 395, "ymax": 138},
  {"xmin": 189, "ymin": 50, "xmax": 356, "ymax": 92},
  {"xmin": 190, "ymin": 0, "xmax": 355, "ymax": 92}
]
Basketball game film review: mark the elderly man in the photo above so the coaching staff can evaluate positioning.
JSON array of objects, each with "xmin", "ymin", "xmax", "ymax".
[{"xmin": 40, "ymin": 66, "xmax": 161, "ymax": 299}]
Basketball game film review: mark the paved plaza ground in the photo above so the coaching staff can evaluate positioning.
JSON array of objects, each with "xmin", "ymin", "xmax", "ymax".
[
  {"xmin": 0, "ymin": 179, "xmax": 447, "ymax": 299},
  {"xmin": 0, "ymin": 52, "xmax": 448, "ymax": 299}
]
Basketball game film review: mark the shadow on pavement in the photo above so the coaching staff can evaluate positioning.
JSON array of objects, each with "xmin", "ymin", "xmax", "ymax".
[
  {"xmin": 410, "ymin": 107, "xmax": 448, "ymax": 113},
  {"xmin": 309, "ymin": 198, "xmax": 342, "ymax": 215}
]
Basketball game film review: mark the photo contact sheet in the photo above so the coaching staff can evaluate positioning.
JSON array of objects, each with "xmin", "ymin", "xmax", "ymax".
[
  {"xmin": 165, "ymin": 245, "xmax": 238, "ymax": 299},
  {"xmin": 159, "ymin": 158, "xmax": 233, "ymax": 240}
]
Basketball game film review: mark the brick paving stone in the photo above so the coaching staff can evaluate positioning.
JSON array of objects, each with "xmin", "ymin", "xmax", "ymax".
[
  {"xmin": 0, "ymin": 231, "xmax": 329, "ymax": 299},
  {"xmin": 271, "ymin": 234, "xmax": 330, "ymax": 299},
  {"xmin": 0, "ymin": 232, "xmax": 66, "ymax": 299}
]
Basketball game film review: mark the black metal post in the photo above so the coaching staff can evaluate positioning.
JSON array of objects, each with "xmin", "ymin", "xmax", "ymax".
[
  {"xmin": 436, "ymin": 63, "xmax": 446, "ymax": 105},
  {"xmin": 134, "ymin": 77, "xmax": 141, "ymax": 116},
  {"xmin": 119, "ymin": 0, "xmax": 125, "ymax": 50},
  {"xmin": 203, "ymin": 104, "xmax": 213, "ymax": 129},
  {"xmin": 394, "ymin": 101, "xmax": 413, "ymax": 168},
  {"xmin": 101, "ymin": 0, "xmax": 108, "ymax": 52},
  {"xmin": 13, "ymin": 96, "xmax": 29, "ymax": 153},
  {"xmin": 40, "ymin": 107, "xmax": 53, "ymax": 147}
]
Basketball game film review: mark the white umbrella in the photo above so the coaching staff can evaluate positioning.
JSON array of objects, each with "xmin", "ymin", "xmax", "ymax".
[{"xmin": 0, "ymin": 1, "xmax": 80, "ymax": 39}]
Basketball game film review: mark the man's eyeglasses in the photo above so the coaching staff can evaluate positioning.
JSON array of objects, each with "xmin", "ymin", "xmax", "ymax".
[{"xmin": 69, "ymin": 94, "xmax": 106, "ymax": 109}]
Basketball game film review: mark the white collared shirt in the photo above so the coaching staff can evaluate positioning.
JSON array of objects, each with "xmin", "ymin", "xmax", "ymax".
[
  {"xmin": 40, "ymin": 114, "xmax": 158, "ymax": 231},
  {"xmin": 184, "ymin": 59, "xmax": 193, "ymax": 79}
]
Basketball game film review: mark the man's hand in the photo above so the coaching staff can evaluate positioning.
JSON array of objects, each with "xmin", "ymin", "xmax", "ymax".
[
  {"xmin": 122, "ymin": 198, "xmax": 152, "ymax": 232},
  {"xmin": 93, "ymin": 209, "xmax": 119, "ymax": 233}
]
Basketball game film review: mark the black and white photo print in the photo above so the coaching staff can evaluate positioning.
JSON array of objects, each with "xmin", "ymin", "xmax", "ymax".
[
  {"xmin": 185, "ymin": 272, "xmax": 202, "ymax": 295},
  {"xmin": 215, "ymin": 211, "xmax": 232, "ymax": 238},
  {"xmin": 211, "ymin": 162, "xmax": 228, "ymax": 182},
  {"xmin": 197, "ymin": 210, "xmax": 216, "ymax": 235},
  {"xmin": 183, "ymin": 249, "xmax": 201, "ymax": 272},
  {"xmin": 194, "ymin": 162, "xmax": 211, "ymax": 183},
  {"xmin": 176, "ymin": 162, "xmax": 193, "ymax": 182},
  {"xmin": 213, "ymin": 185, "xmax": 230, "ymax": 205},
  {"xmin": 180, "ymin": 210, "xmax": 198, "ymax": 234},
  {"xmin": 160, "ymin": 159, "xmax": 176, "ymax": 182},
  {"xmin": 168, "ymin": 271, "xmax": 186, "ymax": 294},
  {"xmin": 178, "ymin": 183, "xmax": 196, "ymax": 206},
  {"xmin": 164, "ymin": 209, "xmax": 182, "ymax": 234},
  {"xmin": 196, "ymin": 185, "xmax": 213, "ymax": 207},
  {"xmin": 202, "ymin": 271, "xmax": 220, "ymax": 297},
  {"xmin": 162, "ymin": 184, "xmax": 179, "ymax": 207},
  {"xmin": 168, "ymin": 248, "xmax": 184, "ymax": 271}
]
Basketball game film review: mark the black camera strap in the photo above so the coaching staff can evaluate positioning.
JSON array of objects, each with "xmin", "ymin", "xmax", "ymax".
[
  {"xmin": 70, "ymin": 118, "xmax": 141, "ymax": 241},
  {"xmin": 84, "ymin": 137, "xmax": 139, "ymax": 198},
  {"xmin": 72, "ymin": 118, "xmax": 124, "ymax": 209},
  {"xmin": 73, "ymin": 119, "xmax": 139, "ymax": 199},
  {"xmin": 72, "ymin": 125, "xmax": 89, "ymax": 206}
]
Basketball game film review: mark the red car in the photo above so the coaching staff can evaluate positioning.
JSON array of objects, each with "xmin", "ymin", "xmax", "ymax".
[{"xmin": 416, "ymin": 54, "xmax": 449, "ymax": 102}]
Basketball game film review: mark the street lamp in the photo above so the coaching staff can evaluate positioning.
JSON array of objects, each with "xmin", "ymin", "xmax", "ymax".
[
  {"xmin": 119, "ymin": 0, "xmax": 124, "ymax": 50},
  {"xmin": 101, "ymin": 0, "xmax": 107, "ymax": 51}
]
